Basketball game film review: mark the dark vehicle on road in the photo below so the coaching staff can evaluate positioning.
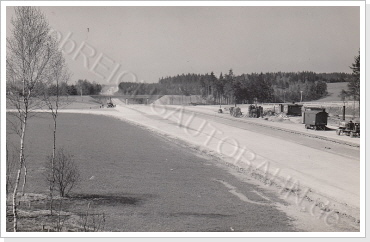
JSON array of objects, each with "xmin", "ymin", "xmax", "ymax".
[{"xmin": 106, "ymin": 98, "xmax": 116, "ymax": 108}]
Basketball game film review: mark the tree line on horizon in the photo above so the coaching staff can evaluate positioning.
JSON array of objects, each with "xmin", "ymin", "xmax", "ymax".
[
  {"xmin": 11, "ymin": 79, "xmax": 104, "ymax": 96},
  {"xmin": 31, "ymin": 71, "xmax": 353, "ymax": 104},
  {"xmin": 117, "ymin": 71, "xmax": 352, "ymax": 104}
]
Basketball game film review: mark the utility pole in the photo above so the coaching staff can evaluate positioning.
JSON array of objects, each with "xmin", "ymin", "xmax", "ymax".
[
  {"xmin": 283, "ymin": 90, "xmax": 286, "ymax": 103},
  {"xmin": 342, "ymin": 105, "xmax": 346, "ymax": 121},
  {"xmin": 219, "ymin": 92, "xmax": 221, "ymax": 108}
]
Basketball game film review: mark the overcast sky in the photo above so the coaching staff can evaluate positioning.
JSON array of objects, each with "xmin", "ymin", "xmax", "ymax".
[{"xmin": 6, "ymin": 6, "xmax": 360, "ymax": 84}]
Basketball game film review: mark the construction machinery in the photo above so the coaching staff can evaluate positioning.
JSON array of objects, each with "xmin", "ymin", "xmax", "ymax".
[
  {"xmin": 248, "ymin": 105, "xmax": 263, "ymax": 118},
  {"xmin": 336, "ymin": 121, "xmax": 360, "ymax": 138}
]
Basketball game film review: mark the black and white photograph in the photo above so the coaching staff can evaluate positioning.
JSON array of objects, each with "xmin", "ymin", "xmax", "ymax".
[{"xmin": 1, "ymin": 0, "xmax": 365, "ymax": 238}]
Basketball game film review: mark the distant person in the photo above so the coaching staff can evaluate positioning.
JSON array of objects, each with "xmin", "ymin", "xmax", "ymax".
[{"xmin": 348, "ymin": 120, "xmax": 354, "ymax": 129}]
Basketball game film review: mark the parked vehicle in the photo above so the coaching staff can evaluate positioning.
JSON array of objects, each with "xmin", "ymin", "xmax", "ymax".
[
  {"xmin": 303, "ymin": 110, "xmax": 328, "ymax": 130},
  {"xmin": 301, "ymin": 107, "xmax": 326, "ymax": 123},
  {"xmin": 336, "ymin": 121, "xmax": 360, "ymax": 138},
  {"xmin": 106, "ymin": 98, "xmax": 116, "ymax": 108}
]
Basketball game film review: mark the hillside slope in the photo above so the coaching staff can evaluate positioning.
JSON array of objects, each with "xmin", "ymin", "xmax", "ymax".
[{"xmin": 314, "ymin": 82, "xmax": 349, "ymax": 102}]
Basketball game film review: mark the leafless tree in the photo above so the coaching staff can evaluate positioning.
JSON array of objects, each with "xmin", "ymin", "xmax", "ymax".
[
  {"xmin": 43, "ymin": 49, "xmax": 70, "ymax": 215},
  {"xmin": 6, "ymin": 6, "xmax": 63, "ymax": 231},
  {"xmin": 45, "ymin": 148, "xmax": 80, "ymax": 198}
]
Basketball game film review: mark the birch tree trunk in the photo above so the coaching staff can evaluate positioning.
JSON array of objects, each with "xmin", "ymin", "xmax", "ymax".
[{"xmin": 12, "ymin": 112, "xmax": 27, "ymax": 232}]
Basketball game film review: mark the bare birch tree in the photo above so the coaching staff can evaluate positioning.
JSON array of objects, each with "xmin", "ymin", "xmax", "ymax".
[
  {"xmin": 6, "ymin": 6, "xmax": 63, "ymax": 231},
  {"xmin": 43, "ymin": 50, "xmax": 70, "ymax": 215}
]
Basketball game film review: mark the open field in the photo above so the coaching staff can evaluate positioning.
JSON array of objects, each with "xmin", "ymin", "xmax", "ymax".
[
  {"xmin": 5, "ymin": 96, "xmax": 103, "ymax": 110},
  {"xmin": 6, "ymin": 113, "xmax": 297, "ymax": 232}
]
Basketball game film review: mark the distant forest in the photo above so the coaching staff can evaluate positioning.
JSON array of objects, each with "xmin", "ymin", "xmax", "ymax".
[
  {"xmin": 117, "ymin": 71, "xmax": 352, "ymax": 103},
  {"xmin": 44, "ymin": 71, "xmax": 352, "ymax": 104},
  {"xmin": 47, "ymin": 79, "xmax": 103, "ymax": 96}
]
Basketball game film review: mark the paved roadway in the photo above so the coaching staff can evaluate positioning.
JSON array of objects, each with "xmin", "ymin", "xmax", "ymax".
[{"xmin": 167, "ymin": 105, "xmax": 360, "ymax": 159}]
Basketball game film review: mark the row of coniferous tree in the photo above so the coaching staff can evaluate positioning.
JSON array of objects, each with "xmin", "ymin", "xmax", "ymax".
[{"xmin": 117, "ymin": 70, "xmax": 352, "ymax": 103}]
